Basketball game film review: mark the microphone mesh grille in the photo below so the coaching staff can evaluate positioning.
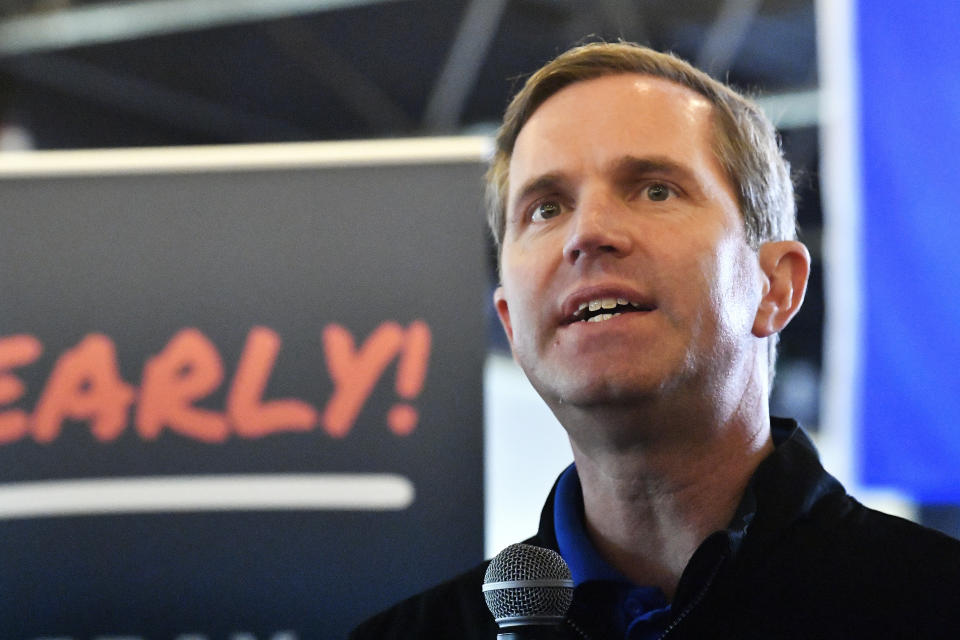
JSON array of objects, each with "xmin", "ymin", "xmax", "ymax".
[{"xmin": 482, "ymin": 543, "xmax": 573, "ymax": 624}]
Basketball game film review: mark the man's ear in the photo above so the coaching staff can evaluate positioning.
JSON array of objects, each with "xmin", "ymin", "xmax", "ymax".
[
  {"xmin": 752, "ymin": 241, "xmax": 811, "ymax": 338},
  {"xmin": 493, "ymin": 286, "xmax": 514, "ymax": 345}
]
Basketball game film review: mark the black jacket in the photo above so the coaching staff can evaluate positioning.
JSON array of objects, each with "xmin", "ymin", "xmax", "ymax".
[{"xmin": 351, "ymin": 420, "xmax": 960, "ymax": 639}]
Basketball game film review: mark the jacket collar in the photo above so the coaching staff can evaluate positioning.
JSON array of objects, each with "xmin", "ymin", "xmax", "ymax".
[
  {"xmin": 748, "ymin": 417, "xmax": 845, "ymax": 542},
  {"xmin": 530, "ymin": 417, "xmax": 846, "ymax": 608},
  {"xmin": 672, "ymin": 418, "xmax": 846, "ymax": 608}
]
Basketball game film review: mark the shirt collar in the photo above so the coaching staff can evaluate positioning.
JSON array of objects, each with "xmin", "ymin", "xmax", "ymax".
[
  {"xmin": 551, "ymin": 442, "xmax": 763, "ymax": 590},
  {"xmin": 553, "ymin": 463, "xmax": 630, "ymax": 586}
]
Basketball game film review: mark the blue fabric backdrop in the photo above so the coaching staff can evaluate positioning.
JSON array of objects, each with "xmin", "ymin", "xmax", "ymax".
[{"xmin": 857, "ymin": 3, "xmax": 960, "ymax": 500}]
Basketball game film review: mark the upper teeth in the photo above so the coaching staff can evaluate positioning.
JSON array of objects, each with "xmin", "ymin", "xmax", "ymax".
[{"xmin": 575, "ymin": 297, "xmax": 645, "ymax": 320}]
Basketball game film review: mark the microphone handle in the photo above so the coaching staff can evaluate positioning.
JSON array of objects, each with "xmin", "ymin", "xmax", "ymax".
[{"xmin": 497, "ymin": 624, "xmax": 562, "ymax": 639}]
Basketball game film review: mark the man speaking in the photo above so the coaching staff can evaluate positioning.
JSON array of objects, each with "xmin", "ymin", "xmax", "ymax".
[{"xmin": 351, "ymin": 41, "xmax": 960, "ymax": 638}]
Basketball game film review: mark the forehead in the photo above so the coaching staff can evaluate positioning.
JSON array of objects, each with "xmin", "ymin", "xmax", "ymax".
[{"xmin": 507, "ymin": 73, "xmax": 723, "ymax": 203}]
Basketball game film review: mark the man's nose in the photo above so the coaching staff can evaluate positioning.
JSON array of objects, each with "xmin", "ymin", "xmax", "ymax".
[{"xmin": 562, "ymin": 190, "xmax": 632, "ymax": 263}]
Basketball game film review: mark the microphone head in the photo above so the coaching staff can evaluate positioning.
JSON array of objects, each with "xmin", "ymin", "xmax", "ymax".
[{"xmin": 482, "ymin": 543, "xmax": 574, "ymax": 628}]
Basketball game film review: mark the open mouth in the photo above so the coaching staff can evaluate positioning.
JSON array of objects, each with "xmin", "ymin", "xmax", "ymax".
[{"xmin": 567, "ymin": 297, "xmax": 655, "ymax": 324}]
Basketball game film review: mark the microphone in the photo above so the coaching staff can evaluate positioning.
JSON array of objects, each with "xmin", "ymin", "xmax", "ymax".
[{"xmin": 482, "ymin": 543, "xmax": 574, "ymax": 639}]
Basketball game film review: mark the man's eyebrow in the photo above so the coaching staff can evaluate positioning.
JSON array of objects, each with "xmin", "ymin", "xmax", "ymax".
[
  {"xmin": 509, "ymin": 173, "xmax": 568, "ymax": 211},
  {"xmin": 609, "ymin": 155, "xmax": 698, "ymax": 182}
]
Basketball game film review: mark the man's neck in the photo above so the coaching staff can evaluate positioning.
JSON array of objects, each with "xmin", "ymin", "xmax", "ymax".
[{"xmin": 567, "ymin": 409, "xmax": 773, "ymax": 599}]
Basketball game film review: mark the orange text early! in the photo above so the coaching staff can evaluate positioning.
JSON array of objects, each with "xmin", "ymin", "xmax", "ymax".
[{"xmin": 0, "ymin": 321, "xmax": 431, "ymax": 445}]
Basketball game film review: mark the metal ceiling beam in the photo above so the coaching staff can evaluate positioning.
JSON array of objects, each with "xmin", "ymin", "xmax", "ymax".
[
  {"xmin": 596, "ymin": 0, "xmax": 649, "ymax": 46},
  {"xmin": 1, "ymin": 54, "xmax": 310, "ymax": 141},
  {"xmin": 695, "ymin": 0, "xmax": 764, "ymax": 76},
  {"xmin": 458, "ymin": 89, "xmax": 821, "ymax": 133},
  {"xmin": 264, "ymin": 21, "xmax": 413, "ymax": 133},
  {"xmin": 423, "ymin": 0, "xmax": 509, "ymax": 132},
  {"xmin": 0, "ymin": 0, "xmax": 404, "ymax": 56},
  {"xmin": 755, "ymin": 89, "xmax": 819, "ymax": 129}
]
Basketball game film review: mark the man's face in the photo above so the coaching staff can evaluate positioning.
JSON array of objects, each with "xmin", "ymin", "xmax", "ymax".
[{"xmin": 494, "ymin": 73, "xmax": 765, "ymax": 410}]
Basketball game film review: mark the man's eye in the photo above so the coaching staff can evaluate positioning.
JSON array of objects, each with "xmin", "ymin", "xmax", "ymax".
[
  {"xmin": 531, "ymin": 200, "xmax": 562, "ymax": 221},
  {"xmin": 645, "ymin": 183, "xmax": 672, "ymax": 201}
]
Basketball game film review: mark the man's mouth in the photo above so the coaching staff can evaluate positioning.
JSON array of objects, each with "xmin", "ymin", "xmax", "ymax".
[{"xmin": 568, "ymin": 297, "xmax": 655, "ymax": 324}]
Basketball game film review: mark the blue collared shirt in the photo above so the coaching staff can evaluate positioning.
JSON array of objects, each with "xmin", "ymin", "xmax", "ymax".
[{"xmin": 553, "ymin": 464, "xmax": 672, "ymax": 639}]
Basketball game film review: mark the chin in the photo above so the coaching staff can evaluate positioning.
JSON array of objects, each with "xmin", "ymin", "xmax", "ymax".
[{"xmin": 538, "ymin": 373, "xmax": 668, "ymax": 409}]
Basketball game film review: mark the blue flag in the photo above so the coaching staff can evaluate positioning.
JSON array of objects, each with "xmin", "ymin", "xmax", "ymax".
[{"xmin": 854, "ymin": 2, "xmax": 960, "ymax": 501}]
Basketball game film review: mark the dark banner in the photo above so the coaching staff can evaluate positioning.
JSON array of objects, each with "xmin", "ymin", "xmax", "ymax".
[{"xmin": 0, "ymin": 140, "xmax": 489, "ymax": 639}]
